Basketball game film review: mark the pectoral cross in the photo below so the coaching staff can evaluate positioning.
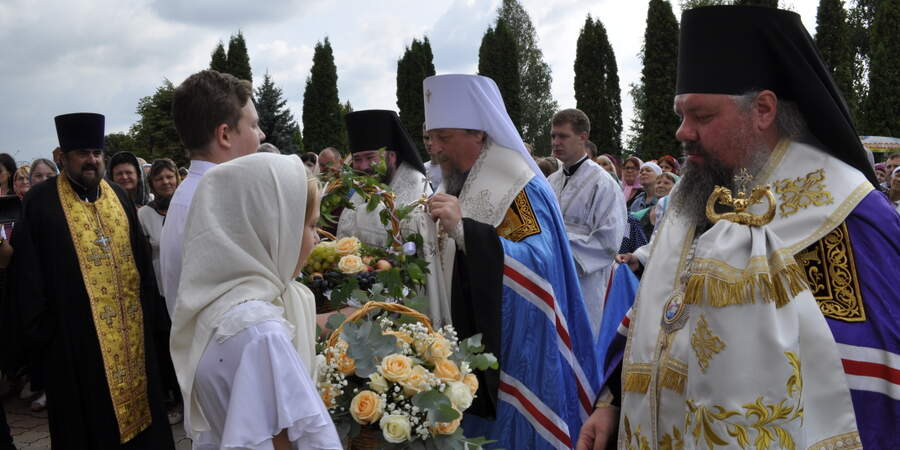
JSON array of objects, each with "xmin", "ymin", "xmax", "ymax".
[
  {"xmin": 733, "ymin": 168, "xmax": 753, "ymax": 198},
  {"xmin": 100, "ymin": 305, "xmax": 118, "ymax": 327},
  {"xmin": 95, "ymin": 228, "xmax": 112, "ymax": 253}
]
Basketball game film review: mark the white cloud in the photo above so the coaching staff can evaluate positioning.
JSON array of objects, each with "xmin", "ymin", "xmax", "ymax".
[{"xmin": 2, "ymin": 0, "xmax": 821, "ymax": 164}]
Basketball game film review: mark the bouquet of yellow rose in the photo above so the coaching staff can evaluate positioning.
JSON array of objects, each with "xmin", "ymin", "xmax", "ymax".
[
  {"xmin": 302, "ymin": 235, "xmax": 430, "ymax": 313},
  {"xmin": 317, "ymin": 302, "xmax": 497, "ymax": 449}
]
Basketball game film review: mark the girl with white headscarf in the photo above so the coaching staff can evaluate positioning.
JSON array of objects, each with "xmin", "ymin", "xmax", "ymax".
[{"xmin": 170, "ymin": 153, "xmax": 340, "ymax": 450}]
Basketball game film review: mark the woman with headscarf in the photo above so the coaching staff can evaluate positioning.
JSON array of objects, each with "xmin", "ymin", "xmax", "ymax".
[
  {"xmin": 29, "ymin": 158, "xmax": 58, "ymax": 186},
  {"xmin": 138, "ymin": 159, "xmax": 180, "ymax": 292},
  {"xmin": 628, "ymin": 161, "xmax": 662, "ymax": 213},
  {"xmin": 170, "ymin": 153, "xmax": 340, "ymax": 450},
  {"xmin": 108, "ymin": 152, "xmax": 150, "ymax": 207},
  {"xmin": 657, "ymin": 154, "xmax": 681, "ymax": 175},
  {"xmin": 138, "ymin": 159, "xmax": 184, "ymax": 424},
  {"xmin": 594, "ymin": 155, "xmax": 621, "ymax": 185},
  {"xmin": 649, "ymin": 171, "xmax": 680, "ymax": 228},
  {"xmin": 621, "ymin": 156, "xmax": 643, "ymax": 203}
]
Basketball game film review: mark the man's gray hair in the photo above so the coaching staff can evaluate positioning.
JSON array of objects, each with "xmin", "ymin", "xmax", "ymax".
[{"xmin": 731, "ymin": 91, "xmax": 806, "ymax": 140}]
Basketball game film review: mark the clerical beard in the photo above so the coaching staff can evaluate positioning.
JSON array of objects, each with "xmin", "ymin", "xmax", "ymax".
[
  {"xmin": 670, "ymin": 137, "xmax": 771, "ymax": 226},
  {"xmin": 442, "ymin": 164, "xmax": 468, "ymax": 197},
  {"xmin": 669, "ymin": 144, "xmax": 735, "ymax": 225}
]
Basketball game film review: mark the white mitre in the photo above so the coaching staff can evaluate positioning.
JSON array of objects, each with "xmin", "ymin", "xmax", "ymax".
[{"xmin": 423, "ymin": 74, "xmax": 543, "ymax": 181}]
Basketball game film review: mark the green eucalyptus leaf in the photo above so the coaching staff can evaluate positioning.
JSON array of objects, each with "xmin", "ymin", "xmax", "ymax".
[
  {"xmin": 325, "ymin": 313, "xmax": 346, "ymax": 331},
  {"xmin": 471, "ymin": 353, "xmax": 499, "ymax": 371}
]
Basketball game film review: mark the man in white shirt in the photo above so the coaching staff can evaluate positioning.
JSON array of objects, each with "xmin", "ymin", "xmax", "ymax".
[
  {"xmin": 160, "ymin": 70, "xmax": 264, "ymax": 316},
  {"xmin": 547, "ymin": 109, "xmax": 626, "ymax": 341}
]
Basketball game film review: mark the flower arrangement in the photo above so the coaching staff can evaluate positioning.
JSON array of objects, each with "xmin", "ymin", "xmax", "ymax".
[
  {"xmin": 302, "ymin": 151, "xmax": 432, "ymax": 312},
  {"xmin": 301, "ymin": 234, "xmax": 430, "ymax": 313},
  {"xmin": 317, "ymin": 302, "xmax": 497, "ymax": 449}
]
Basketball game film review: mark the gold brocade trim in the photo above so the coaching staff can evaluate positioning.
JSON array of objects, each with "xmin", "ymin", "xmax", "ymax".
[
  {"xmin": 795, "ymin": 223, "xmax": 866, "ymax": 322},
  {"xmin": 622, "ymin": 415, "xmax": 652, "ymax": 450},
  {"xmin": 496, "ymin": 189, "xmax": 541, "ymax": 242},
  {"xmin": 57, "ymin": 176, "xmax": 151, "ymax": 442},
  {"xmin": 685, "ymin": 352, "xmax": 804, "ymax": 449},
  {"xmin": 774, "ymin": 168, "xmax": 834, "ymax": 217},
  {"xmin": 808, "ymin": 431, "xmax": 862, "ymax": 450},
  {"xmin": 684, "ymin": 259, "xmax": 808, "ymax": 309},
  {"xmin": 660, "ymin": 366, "xmax": 687, "ymax": 395},
  {"xmin": 623, "ymin": 364, "xmax": 653, "ymax": 394},
  {"xmin": 659, "ymin": 426, "xmax": 685, "ymax": 450},
  {"xmin": 691, "ymin": 315, "xmax": 725, "ymax": 373},
  {"xmin": 787, "ymin": 182, "xmax": 873, "ymax": 255}
]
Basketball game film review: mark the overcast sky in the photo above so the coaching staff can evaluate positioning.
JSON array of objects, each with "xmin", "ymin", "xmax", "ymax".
[{"xmin": 0, "ymin": 0, "xmax": 819, "ymax": 164}]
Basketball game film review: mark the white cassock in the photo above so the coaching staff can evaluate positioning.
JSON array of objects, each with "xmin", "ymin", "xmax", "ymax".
[
  {"xmin": 336, "ymin": 161, "xmax": 451, "ymax": 326},
  {"xmin": 548, "ymin": 158, "xmax": 626, "ymax": 339}
]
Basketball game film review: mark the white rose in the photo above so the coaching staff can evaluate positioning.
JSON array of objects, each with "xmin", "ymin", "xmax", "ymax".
[
  {"xmin": 445, "ymin": 381, "xmax": 474, "ymax": 410},
  {"xmin": 368, "ymin": 372, "xmax": 389, "ymax": 393},
  {"xmin": 334, "ymin": 236, "xmax": 361, "ymax": 256},
  {"xmin": 379, "ymin": 414, "xmax": 412, "ymax": 444},
  {"xmin": 315, "ymin": 354, "xmax": 328, "ymax": 382},
  {"xmin": 338, "ymin": 254, "xmax": 366, "ymax": 274}
]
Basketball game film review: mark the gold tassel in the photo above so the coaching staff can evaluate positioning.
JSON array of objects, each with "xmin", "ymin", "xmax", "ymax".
[
  {"xmin": 683, "ymin": 262, "xmax": 809, "ymax": 309},
  {"xmin": 623, "ymin": 372, "xmax": 651, "ymax": 393},
  {"xmin": 660, "ymin": 367, "xmax": 686, "ymax": 394}
]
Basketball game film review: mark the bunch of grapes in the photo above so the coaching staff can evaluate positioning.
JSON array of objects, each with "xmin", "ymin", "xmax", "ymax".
[
  {"xmin": 308, "ymin": 271, "xmax": 342, "ymax": 292},
  {"xmin": 303, "ymin": 244, "xmax": 339, "ymax": 274},
  {"xmin": 357, "ymin": 271, "xmax": 378, "ymax": 290}
]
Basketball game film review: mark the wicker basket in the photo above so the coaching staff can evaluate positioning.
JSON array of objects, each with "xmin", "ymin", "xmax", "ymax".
[
  {"xmin": 326, "ymin": 301, "xmax": 434, "ymax": 347},
  {"xmin": 349, "ymin": 425, "xmax": 382, "ymax": 449},
  {"xmin": 329, "ymin": 302, "xmax": 434, "ymax": 449}
]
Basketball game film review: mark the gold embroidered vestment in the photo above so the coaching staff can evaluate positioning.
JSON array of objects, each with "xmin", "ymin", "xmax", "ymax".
[{"xmin": 58, "ymin": 176, "xmax": 151, "ymax": 442}]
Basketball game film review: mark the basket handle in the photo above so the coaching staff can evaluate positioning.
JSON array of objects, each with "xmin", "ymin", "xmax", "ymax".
[{"xmin": 327, "ymin": 301, "xmax": 434, "ymax": 347}]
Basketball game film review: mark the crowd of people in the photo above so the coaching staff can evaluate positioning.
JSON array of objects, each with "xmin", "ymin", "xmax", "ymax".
[{"xmin": 0, "ymin": 5, "xmax": 897, "ymax": 450}]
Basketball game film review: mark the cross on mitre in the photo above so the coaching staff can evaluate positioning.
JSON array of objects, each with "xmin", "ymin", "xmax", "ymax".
[{"xmin": 425, "ymin": 89, "xmax": 432, "ymax": 104}]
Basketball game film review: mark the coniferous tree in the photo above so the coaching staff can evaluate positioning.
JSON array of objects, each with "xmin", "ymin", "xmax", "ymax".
[
  {"xmin": 478, "ymin": 19, "xmax": 521, "ymax": 133},
  {"xmin": 497, "ymin": 0, "xmax": 558, "ymax": 155},
  {"xmin": 863, "ymin": 0, "xmax": 900, "ymax": 136},
  {"xmin": 302, "ymin": 38, "xmax": 345, "ymax": 154},
  {"xmin": 129, "ymin": 80, "xmax": 186, "ymax": 166},
  {"xmin": 255, "ymin": 72, "xmax": 301, "ymax": 153},
  {"xmin": 104, "ymin": 133, "xmax": 139, "ymax": 157},
  {"xmin": 848, "ymin": 0, "xmax": 878, "ymax": 131},
  {"xmin": 210, "ymin": 42, "xmax": 228, "ymax": 73},
  {"xmin": 396, "ymin": 37, "xmax": 436, "ymax": 160},
  {"xmin": 225, "ymin": 31, "xmax": 252, "ymax": 83},
  {"xmin": 629, "ymin": 0, "xmax": 680, "ymax": 160},
  {"xmin": 574, "ymin": 15, "xmax": 622, "ymax": 156},
  {"xmin": 816, "ymin": 0, "xmax": 857, "ymax": 118}
]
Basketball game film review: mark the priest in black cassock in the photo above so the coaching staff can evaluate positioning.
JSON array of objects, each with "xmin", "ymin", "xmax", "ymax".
[{"xmin": 11, "ymin": 113, "xmax": 175, "ymax": 449}]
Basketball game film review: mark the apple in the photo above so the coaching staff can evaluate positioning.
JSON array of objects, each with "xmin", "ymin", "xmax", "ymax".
[{"xmin": 375, "ymin": 259, "xmax": 393, "ymax": 271}]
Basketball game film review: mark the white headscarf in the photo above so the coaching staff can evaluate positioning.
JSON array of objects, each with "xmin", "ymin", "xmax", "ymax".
[
  {"xmin": 423, "ymin": 74, "xmax": 544, "ymax": 183},
  {"xmin": 169, "ymin": 153, "xmax": 316, "ymax": 437},
  {"xmin": 640, "ymin": 161, "xmax": 663, "ymax": 175}
]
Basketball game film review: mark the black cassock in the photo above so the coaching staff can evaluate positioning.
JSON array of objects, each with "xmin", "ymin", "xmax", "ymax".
[{"xmin": 11, "ymin": 177, "xmax": 174, "ymax": 449}]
